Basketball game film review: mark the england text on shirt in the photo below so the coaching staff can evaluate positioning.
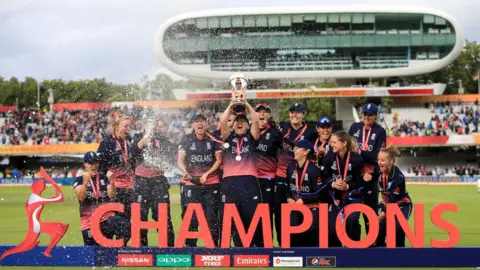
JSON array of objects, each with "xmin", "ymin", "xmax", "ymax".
[
  {"xmin": 179, "ymin": 133, "xmax": 222, "ymax": 185},
  {"xmin": 222, "ymin": 133, "xmax": 258, "ymax": 178},
  {"xmin": 285, "ymin": 160, "xmax": 330, "ymax": 207},
  {"xmin": 321, "ymin": 151, "xmax": 365, "ymax": 202}
]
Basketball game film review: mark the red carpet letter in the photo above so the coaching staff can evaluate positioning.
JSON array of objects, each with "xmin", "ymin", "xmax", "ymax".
[
  {"xmin": 318, "ymin": 204, "xmax": 330, "ymax": 248},
  {"xmin": 386, "ymin": 203, "xmax": 424, "ymax": 248},
  {"xmin": 220, "ymin": 203, "xmax": 272, "ymax": 248},
  {"xmin": 175, "ymin": 203, "xmax": 214, "ymax": 248},
  {"xmin": 131, "ymin": 203, "xmax": 168, "ymax": 248},
  {"xmin": 281, "ymin": 204, "xmax": 312, "ymax": 248},
  {"xmin": 91, "ymin": 203, "xmax": 124, "ymax": 248},
  {"xmin": 430, "ymin": 203, "xmax": 460, "ymax": 248},
  {"xmin": 336, "ymin": 204, "xmax": 378, "ymax": 248}
]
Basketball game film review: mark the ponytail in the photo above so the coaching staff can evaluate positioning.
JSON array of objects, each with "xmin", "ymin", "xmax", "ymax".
[{"xmin": 380, "ymin": 145, "xmax": 400, "ymax": 163}]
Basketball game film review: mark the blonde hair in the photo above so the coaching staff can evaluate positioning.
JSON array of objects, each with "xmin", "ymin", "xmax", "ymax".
[
  {"xmin": 332, "ymin": 131, "xmax": 356, "ymax": 152},
  {"xmin": 380, "ymin": 145, "xmax": 400, "ymax": 163}
]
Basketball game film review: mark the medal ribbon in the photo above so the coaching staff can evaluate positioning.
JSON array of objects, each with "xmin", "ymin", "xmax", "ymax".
[
  {"xmin": 115, "ymin": 138, "xmax": 128, "ymax": 164},
  {"xmin": 205, "ymin": 131, "xmax": 224, "ymax": 145},
  {"xmin": 314, "ymin": 138, "xmax": 327, "ymax": 158},
  {"xmin": 381, "ymin": 173, "xmax": 389, "ymax": 204},
  {"xmin": 295, "ymin": 160, "xmax": 309, "ymax": 192},
  {"xmin": 236, "ymin": 137, "xmax": 244, "ymax": 158},
  {"xmin": 260, "ymin": 124, "xmax": 271, "ymax": 136},
  {"xmin": 154, "ymin": 138, "xmax": 160, "ymax": 150},
  {"xmin": 362, "ymin": 126, "xmax": 372, "ymax": 151},
  {"xmin": 336, "ymin": 152, "xmax": 351, "ymax": 182},
  {"xmin": 89, "ymin": 174, "xmax": 100, "ymax": 200},
  {"xmin": 284, "ymin": 124, "xmax": 308, "ymax": 142}
]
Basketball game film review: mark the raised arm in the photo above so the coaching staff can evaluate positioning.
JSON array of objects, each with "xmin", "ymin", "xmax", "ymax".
[
  {"xmin": 245, "ymin": 102, "xmax": 260, "ymax": 140},
  {"xmin": 220, "ymin": 104, "xmax": 233, "ymax": 141}
]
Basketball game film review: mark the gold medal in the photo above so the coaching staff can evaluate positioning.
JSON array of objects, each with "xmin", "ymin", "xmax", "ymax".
[{"xmin": 223, "ymin": 143, "xmax": 230, "ymax": 149}]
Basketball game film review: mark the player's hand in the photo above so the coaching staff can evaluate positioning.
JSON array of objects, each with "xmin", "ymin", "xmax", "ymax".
[
  {"xmin": 287, "ymin": 198, "xmax": 296, "ymax": 204},
  {"xmin": 82, "ymin": 171, "xmax": 91, "ymax": 185},
  {"xmin": 363, "ymin": 173, "xmax": 372, "ymax": 182},
  {"xmin": 378, "ymin": 212, "xmax": 386, "ymax": 222},
  {"xmin": 106, "ymin": 171, "xmax": 113, "ymax": 180},
  {"xmin": 200, "ymin": 173, "xmax": 208, "ymax": 184},
  {"xmin": 183, "ymin": 173, "xmax": 192, "ymax": 181},
  {"xmin": 295, "ymin": 199, "xmax": 304, "ymax": 205},
  {"xmin": 336, "ymin": 180, "xmax": 348, "ymax": 191},
  {"xmin": 318, "ymin": 147, "xmax": 327, "ymax": 157}
]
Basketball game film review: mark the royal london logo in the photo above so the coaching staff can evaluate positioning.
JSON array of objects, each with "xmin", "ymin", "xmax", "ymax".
[{"xmin": 0, "ymin": 167, "xmax": 69, "ymax": 261}]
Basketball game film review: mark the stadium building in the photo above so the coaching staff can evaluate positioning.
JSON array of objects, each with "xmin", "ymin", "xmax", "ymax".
[
  {"xmin": 155, "ymin": 6, "xmax": 463, "ymax": 81},
  {"xmin": 155, "ymin": 6, "xmax": 464, "ymax": 130}
]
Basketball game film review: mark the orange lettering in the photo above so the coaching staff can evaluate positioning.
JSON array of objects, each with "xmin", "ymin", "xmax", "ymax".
[
  {"xmin": 386, "ymin": 203, "xmax": 424, "ymax": 248},
  {"xmin": 430, "ymin": 204, "xmax": 460, "ymax": 248},
  {"xmin": 336, "ymin": 204, "xmax": 378, "ymax": 248},
  {"xmin": 131, "ymin": 203, "xmax": 168, "ymax": 248},
  {"xmin": 281, "ymin": 204, "xmax": 312, "ymax": 248},
  {"xmin": 220, "ymin": 203, "xmax": 272, "ymax": 248},
  {"xmin": 91, "ymin": 203, "xmax": 124, "ymax": 248},
  {"xmin": 175, "ymin": 203, "xmax": 214, "ymax": 248}
]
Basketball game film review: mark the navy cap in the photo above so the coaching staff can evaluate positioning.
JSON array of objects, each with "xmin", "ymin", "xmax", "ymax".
[
  {"xmin": 84, "ymin": 151, "xmax": 98, "ymax": 164},
  {"xmin": 255, "ymin": 103, "xmax": 271, "ymax": 112},
  {"xmin": 234, "ymin": 114, "xmax": 248, "ymax": 122},
  {"xmin": 294, "ymin": 140, "xmax": 314, "ymax": 153},
  {"xmin": 316, "ymin": 117, "xmax": 332, "ymax": 127},
  {"xmin": 289, "ymin": 103, "xmax": 306, "ymax": 113},
  {"xmin": 362, "ymin": 103, "xmax": 378, "ymax": 115}
]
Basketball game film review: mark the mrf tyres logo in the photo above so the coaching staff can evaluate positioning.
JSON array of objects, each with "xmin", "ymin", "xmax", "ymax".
[
  {"xmin": 195, "ymin": 255, "xmax": 230, "ymax": 267},
  {"xmin": 0, "ymin": 167, "xmax": 69, "ymax": 261},
  {"xmin": 306, "ymin": 256, "xmax": 336, "ymax": 268}
]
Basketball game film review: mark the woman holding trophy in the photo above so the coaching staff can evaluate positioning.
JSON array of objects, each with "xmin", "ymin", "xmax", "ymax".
[{"xmin": 218, "ymin": 74, "xmax": 263, "ymax": 247}]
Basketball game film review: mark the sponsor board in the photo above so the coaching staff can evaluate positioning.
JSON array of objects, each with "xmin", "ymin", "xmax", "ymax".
[
  {"xmin": 194, "ymin": 255, "xmax": 230, "ymax": 267},
  {"xmin": 117, "ymin": 254, "xmax": 153, "ymax": 267},
  {"xmin": 233, "ymin": 255, "xmax": 269, "ymax": 267},
  {"xmin": 306, "ymin": 256, "xmax": 336, "ymax": 268},
  {"xmin": 156, "ymin": 254, "xmax": 191, "ymax": 267},
  {"xmin": 273, "ymin": 257, "xmax": 303, "ymax": 267}
]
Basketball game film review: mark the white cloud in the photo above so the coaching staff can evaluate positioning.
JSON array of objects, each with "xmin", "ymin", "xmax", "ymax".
[{"xmin": 0, "ymin": 0, "xmax": 478, "ymax": 84}]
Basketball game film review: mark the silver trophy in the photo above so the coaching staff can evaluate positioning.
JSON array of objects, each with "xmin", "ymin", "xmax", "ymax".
[{"xmin": 229, "ymin": 73, "xmax": 248, "ymax": 114}]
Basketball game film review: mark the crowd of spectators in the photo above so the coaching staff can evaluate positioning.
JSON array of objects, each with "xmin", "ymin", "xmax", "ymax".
[
  {"xmin": 406, "ymin": 164, "xmax": 479, "ymax": 177},
  {"xmin": 0, "ymin": 106, "xmax": 222, "ymax": 146},
  {"xmin": 387, "ymin": 99, "xmax": 480, "ymax": 137}
]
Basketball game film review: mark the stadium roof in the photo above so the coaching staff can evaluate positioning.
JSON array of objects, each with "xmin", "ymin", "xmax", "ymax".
[{"xmin": 154, "ymin": 6, "xmax": 464, "ymax": 80}]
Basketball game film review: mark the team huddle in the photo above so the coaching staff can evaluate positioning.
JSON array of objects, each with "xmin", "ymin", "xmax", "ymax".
[{"xmin": 73, "ymin": 100, "xmax": 413, "ymax": 248}]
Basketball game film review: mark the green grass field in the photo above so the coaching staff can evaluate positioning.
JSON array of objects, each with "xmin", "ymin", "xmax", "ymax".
[{"xmin": 0, "ymin": 184, "xmax": 478, "ymax": 269}]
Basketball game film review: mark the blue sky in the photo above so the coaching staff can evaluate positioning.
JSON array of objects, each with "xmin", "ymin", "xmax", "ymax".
[{"xmin": 0, "ymin": 0, "xmax": 478, "ymax": 84}]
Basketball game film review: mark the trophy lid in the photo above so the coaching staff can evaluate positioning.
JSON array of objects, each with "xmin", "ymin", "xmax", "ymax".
[{"xmin": 229, "ymin": 73, "xmax": 248, "ymax": 90}]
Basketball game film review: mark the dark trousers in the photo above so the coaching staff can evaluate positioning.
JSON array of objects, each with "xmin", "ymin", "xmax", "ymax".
[
  {"xmin": 132, "ymin": 175, "xmax": 175, "ymax": 247},
  {"xmin": 219, "ymin": 176, "xmax": 263, "ymax": 247},
  {"xmin": 363, "ymin": 183, "xmax": 378, "ymax": 237},
  {"xmin": 326, "ymin": 204, "xmax": 343, "ymax": 247},
  {"xmin": 180, "ymin": 183, "xmax": 221, "ymax": 247},
  {"xmin": 377, "ymin": 203, "xmax": 413, "ymax": 247},
  {"xmin": 273, "ymin": 176, "xmax": 288, "ymax": 246},
  {"xmin": 258, "ymin": 177, "xmax": 275, "ymax": 236},
  {"xmin": 82, "ymin": 215, "xmax": 131, "ymax": 246},
  {"xmin": 116, "ymin": 188, "xmax": 133, "ymax": 220}
]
